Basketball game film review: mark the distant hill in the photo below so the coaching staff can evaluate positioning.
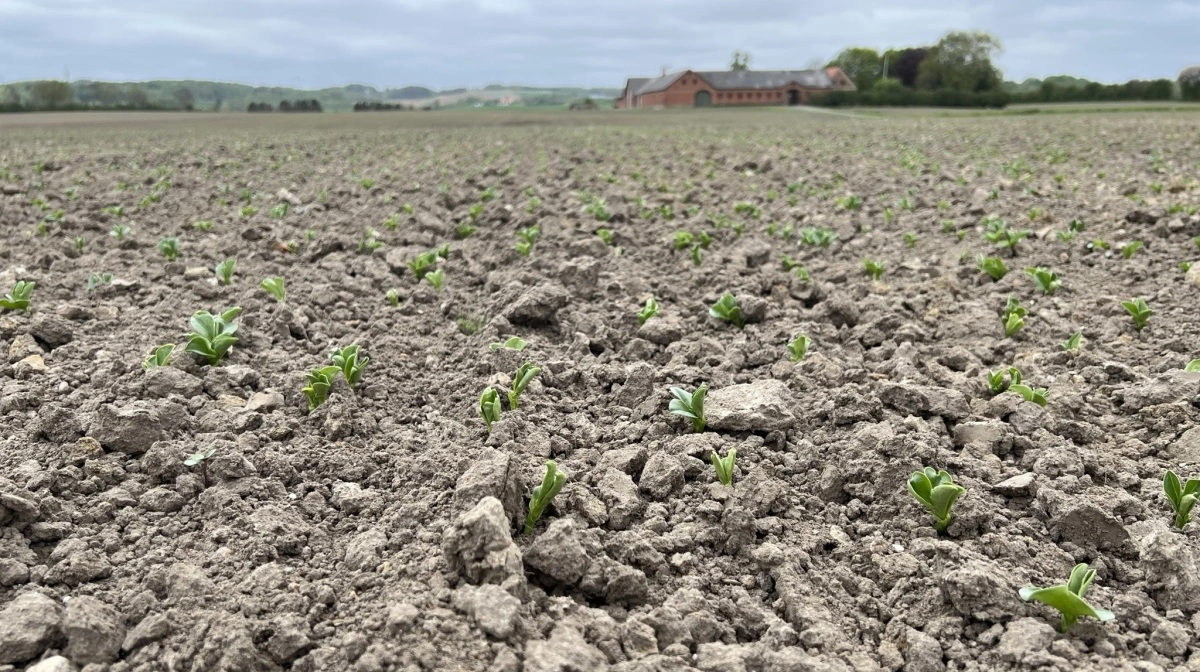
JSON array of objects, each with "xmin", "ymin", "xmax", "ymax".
[{"xmin": 0, "ymin": 79, "xmax": 622, "ymax": 112}]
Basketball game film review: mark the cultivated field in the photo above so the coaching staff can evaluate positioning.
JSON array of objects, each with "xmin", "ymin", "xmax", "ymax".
[{"xmin": 1, "ymin": 109, "xmax": 1200, "ymax": 672}]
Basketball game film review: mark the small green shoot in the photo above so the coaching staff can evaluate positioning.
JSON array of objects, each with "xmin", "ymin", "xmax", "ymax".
[
  {"xmin": 523, "ymin": 460, "xmax": 567, "ymax": 535},
  {"xmin": 407, "ymin": 251, "xmax": 438, "ymax": 280},
  {"xmin": 303, "ymin": 366, "xmax": 341, "ymax": 411},
  {"xmin": 0, "ymin": 281, "xmax": 34, "ymax": 312},
  {"xmin": 157, "ymin": 238, "xmax": 180, "ymax": 261},
  {"xmin": 711, "ymin": 449, "xmax": 737, "ymax": 486},
  {"xmin": 596, "ymin": 228, "xmax": 614, "ymax": 246},
  {"xmin": 907, "ymin": 467, "xmax": 965, "ymax": 532},
  {"xmin": 903, "ymin": 232, "xmax": 918, "ymax": 248},
  {"xmin": 489, "ymin": 337, "xmax": 527, "ymax": 351},
  {"xmin": 1122, "ymin": 297, "xmax": 1152, "ymax": 332},
  {"xmin": 788, "ymin": 334, "xmax": 811, "ymax": 362},
  {"xmin": 977, "ymin": 255, "xmax": 1008, "ymax": 281},
  {"xmin": 184, "ymin": 447, "xmax": 217, "ymax": 487},
  {"xmin": 1002, "ymin": 297, "xmax": 1026, "ymax": 338},
  {"xmin": 184, "ymin": 307, "xmax": 242, "ymax": 366},
  {"xmin": 638, "ymin": 298, "xmax": 659, "ymax": 325},
  {"xmin": 987, "ymin": 366, "xmax": 1021, "ymax": 395},
  {"xmin": 1164, "ymin": 470, "xmax": 1200, "ymax": 529},
  {"xmin": 863, "ymin": 259, "xmax": 884, "ymax": 281},
  {"xmin": 668, "ymin": 384, "xmax": 707, "ymax": 433},
  {"xmin": 1026, "ymin": 267, "xmax": 1062, "ymax": 295},
  {"xmin": 480, "ymin": 387, "xmax": 501, "ymax": 432},
  {"xmin": 215, "ymin": 258, "xmax": 236, "ymax": 286},
  {"xmin": 386, "ymin": 289, "xmax": 400, "ymax": 306},
  {"xmin": 1186, "ymin": 359, "xmax": 1200, "ymax": 372},
  {"xmin": 1062, "ymin": 331, "xmax": 1082, "ymax": 351},
  {"xmin": 1120, "ymin": 241, "xmax": 1143, "ymax": 259},
  {"xmin": 456, "ymin": 222, "xmax": 478, "ymax": 239},
  {"xmin": 1009, "ymin": 384, "xmax": 1049, "ymax": 407},
  {"xmin": 508, "ymin": 362, "xmax": 541, "ymax": 410},
  {"xmin": 87, "ymin": 273, "xmax": 113, "ymax": 291},
  {"xmin": 330, "ymin": 345, "xmax": 368, "ymax": 387},
  {"xmin": 1019, "ymin": 564, "xmax": 1114, "ymax": 632},
  {"xmin": 193, "ymin": 220, "xmax": 214, "ymax": 232},
  {"xmin": 708, "ymin": 294, "xmax": 744, "ymax": 329},
  {"xmin": 143, "ymin": 343, "xmax": 175, "ymax": 369},
  {"xmin": 424, "ymin": 268, "xmax": 445, "ymax": 291},
  {"xmin": 109, "ymin": 223, "xmax": 130, "ymax": 241}
]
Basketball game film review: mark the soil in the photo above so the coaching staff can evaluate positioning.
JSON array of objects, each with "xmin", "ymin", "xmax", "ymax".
[{"xmin": 1, "ymin": 110, "xmax": 1200, "ymax": 672}]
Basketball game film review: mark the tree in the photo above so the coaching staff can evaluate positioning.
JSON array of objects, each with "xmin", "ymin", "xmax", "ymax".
[
  {"xmin": 173, "ymin": 87, "xmax": 195, "ymax": 111},
  {"xmin": 916, "ymin": 31, "xmax": 1003, "ymax": 92},
  {"xmin": 1180, "ymin": 67, "xmax": 1200, "ymax": 101},
  {"xmin": 30, "ymin": 80, "xmax": 73, "ymax": 109},
  {"xmin": 0, "ymin": 86, "xmax": 20, "ymax": 109},
  {"xmin": 730, "ymin": 51, "xmax": 751, "ymax": 71},
  {"xmin": 827, "ymin": 47, "xmax": 882, "ymax": 91},
  {"xmin": 125, "ymin": 85, "xmax": 149, "ymax": 108},
  {"xmin": 891, "ymin": 48, "xmax": 930, "ymax": 88}
]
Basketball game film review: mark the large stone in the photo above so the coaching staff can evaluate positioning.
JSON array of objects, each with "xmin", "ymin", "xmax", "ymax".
[
  {"xmin": 597, "ymin": 469, "xmax": 644, "ymax": 531},
  {"xmin": 453, "ymin": 449, "xmax": 523, "ymax": 525},
  {"xmin": 29, "ymin": 313, "xmax": 74, "ymax": 349},
  {"xmin": 1051, "ymin": 502, "xmax": 1130, "ymax": 552},
  {"xmin": 144, "ymin": 367, "xmax": 204, "ymax": 399},
  {"xmin": 638, "ymin": 452, "xmax": 685, "ymax": 501},
  {"xmin": 451, "ymin": 584, "xmax": 521, "ymax": 640},
  {"xmin": 523, "ymin": 625, "xmax": 608, "ymax": 672},
  {"xmin": 501, "ymin": 282, "xmax": 569, "ymax": 327},
  {"xmin": 523, "ymin": 518, "xmax": 589, "ymax": 586},
  {"xmin": 442, "ymin": 497, "xmax": 525, "ymax": 592},
  {"xmin": 91, "ymin": 400, "xmax": 187, "ymax": 454},
  {"xmin": 705, "ymin": 379, "xmax": 795, "ymax": 432},
  {"xmin": 122, "ymin": 613, "xmax": 172, "ymax": 652},
  {"xmin": 879, "ymin": 382, "xmax": 970, "ymax": 420},
  {"xmin": 997, "ymin": 618, "xmax": 1056, "ymax": 663},
  {"xmin": 939, "ymin": 560, "xmax": 1016, "ymax": 622},
  {"xmin": 63, "ymin": 595, "xmax": 125, "ymax": 664},
  {"xmin": 1168, "ymin": 427, "xmax": 1200, "ymax": 464},
  {"xmin": 1141, "ymin": 529, "xmax": 1200, "ymax": 611},
  {"xmin": 0, "ymin": 592, "xmax": 64, "ymax": 664}
]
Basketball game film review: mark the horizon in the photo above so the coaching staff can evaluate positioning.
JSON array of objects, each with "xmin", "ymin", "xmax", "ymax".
[{"xmin": 1, "ymin": 1, "xmax": 1196, "ymax": 90}]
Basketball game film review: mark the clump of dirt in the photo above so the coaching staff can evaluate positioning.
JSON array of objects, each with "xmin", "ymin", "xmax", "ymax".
[{"xmin": 0, "ymin": 111, "xmax": 1198, "ymax": 671}]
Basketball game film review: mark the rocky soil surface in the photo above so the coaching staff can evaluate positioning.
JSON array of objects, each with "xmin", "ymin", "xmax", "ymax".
[{"xmin": 1, "ymin": 111, "xmax": 1199, "ymax": 671}]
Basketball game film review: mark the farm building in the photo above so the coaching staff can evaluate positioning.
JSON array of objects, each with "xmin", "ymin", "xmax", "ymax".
[{"xmin": 616, "ymin": 67, "xmax": 855, "ymax": 109}]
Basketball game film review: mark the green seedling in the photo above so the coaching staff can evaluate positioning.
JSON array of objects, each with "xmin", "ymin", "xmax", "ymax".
[
  {"xmin": 673, "ymin": 230, "xmax": 695, "ymax": 250},
  {"xmin": 303, "ymin": 365, "xmax": 341, "ymax": 411},
  {"xmin": 143, "ymin": 343, "xmax": 175, "ymax": 369},
  {"xmin": 1057, "ymin": 230, "xmax": 1077, "ymax": 243},
  {"xmin": 109, "ymin": 223, "xmax": 130, "ymax": 241},
  {"xmin": 1026, "ymin": 267, "xmax": 1062, "ymax": 295},
  {"xmin": 456, "ymin": 223, "xmax": 477, "ymax": 239},
  {"xmin": 261, "ymin": 277, "xmax": 286, "ymax": 303},
  {"xmin": 1120, "ymin": 241, "xmax": 1143, "ymax": 259},
  {"xmin": 424, "ymin": 268, "xmax": 445, "ymax": 291},
  {"xmin": 799, "ymin": 227, "xmax": 837, "ymax": 248},
  {"xmin": 384, "ymin": 214, "xmax": 400, "ymax": 230},
  {"xmin": 0, "ymin": 281, "xmax": 34, "ymax": 312},
  {"xmin": 1122, "ymin": 297, "xmax": 1152, "ymax": 332},
  {"xmin": 689, "ymin": 244, "xmax": 703, "ymax": 266},
  {"xmin": 515, "ymin": 225, "xmax": 540, "ymax": 256},
  {"xmin": 708, "ymin": 294, "xmax": 745, "ymax": 329},
  {"xmin": 711, "ymin": 448, "xmax": 737, "ymax": 486},
  {"xmin": 908, "ymin": 467, "xmax": 965, "ymax": 531},
  {"xmin": 158, "ymin": 238, "xmax": 180, "ymax": 261},
  {"xmin": 836, "ymin": 194, "xmax": 863, "ymax": 211},
  {"xmin": 523, "ymin": 460, "xmax": 567, "ymax": 535},
  {"xmin": 508, "ymin": 362, "xmax": 541, "ymax": 410},
  {"xmin": 987, "ymin": 366, "xmax": 1021, "ymax": 395},
  {"xmin": 87, "ymin": 273, "xmax": 113, "ymax": 291},
  {"xmin": 73, "ymin": 237, "xmax": 86, "ymax": 255},
  {"xmin": 434, "ymin": 243, "xmax": 450, "ymax": 259},
  {"xmin": 1009, "ymin": 384, "xmax": 1049, "ymax": 407},
  {"xmin": 479, "ymin": 387, "xmax": 502, "ymax": 432},
  {"xmin": 408, "ymin": 251, "xmax": 438, "ymax": 279},
  {"xmin": 1186, "ymin": 359, "xmax": 1200, "ymax": 372},
  {"xmin": 215, "ymin": 258, "xmax": 236, "ymax": 285},
  {"xmin": 637, "ymin": 297, "xmax": 660, "ymax": 325},
  {"xmin": 358, "ymin": 229, "xmax": 383, "ymax": 254},
  {"xmin": 596, "ymin": 228, "xmax": 614, "ymax": 246},
  {"xmin": 1002, "ymin": 297, "xmax": 1026, "ymax": 338},
  {"xmin": 903, "ymin": 232, "xmax": 918, "ymax": 248},
  {"xmin": 1062, "ymin": 331, "xmax": 1082, "ymax": 351},
  {"xmin": 184, "ymin": 446, "xmax": 217, "ymax": 488},
  {"xmin": 240, "ymin": 205, "xmax": 257, "ymax": 217},
  {"xmin": 184, "ymin": 307, "xmax": 242, "ymax": 366},
  {"xmin": 1164, "ymin": 470, "xmax": 1200, "ymax": 529},
  {"xmin": 489, "ymin": 337, "xmax": 527, "ymax": 351},
  {"xmin": 193, "ymin": 220, "xmax": 214, "ymax": 232},
  {"xmin": 1020, "ymin": 564, "xmax": 1115, "ymax": 632},
  {"xmin": 863, "ymin": 259, "xmax": 885, "ymax": 281},
  {"xmin": 1069, "ymin": 218, "xmax": 1086, "ymax": 233},
  {"xmin": 330, "ymin": 344, "xmax": 368, "ymax": 386},
  {"xmin": 977, "ymin": 255, "xmax": 1008, "ymax": 281},
  {"xmin": 386, "ymin": 289, "xmax": 400, "ymax": 306},
  {"xmin": 788, "ymin": 334, "xmax": 811, "ymax": 362},
  {"xmin": 668, "ymin": 384, "xmax": 707, "ymax": 433}
]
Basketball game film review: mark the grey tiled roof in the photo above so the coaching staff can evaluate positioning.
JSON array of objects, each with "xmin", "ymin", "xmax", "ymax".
[
  {"xmin": 634, "ymin": 69, "xmax": 834, "ymax": 95},
  {"xmin": 621, "ymin": 78, "xmax": 650, "ymax": 96}
]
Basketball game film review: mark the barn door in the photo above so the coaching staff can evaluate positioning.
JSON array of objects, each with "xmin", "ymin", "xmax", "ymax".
[{"xmin": 694, "ymin": 90, "xmax": 712, "ymax": 107}]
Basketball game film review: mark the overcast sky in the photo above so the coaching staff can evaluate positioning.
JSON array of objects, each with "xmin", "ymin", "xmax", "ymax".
[{"xmin": 1, "ymin": 0, "xmax": 1195, "ymax": 90}]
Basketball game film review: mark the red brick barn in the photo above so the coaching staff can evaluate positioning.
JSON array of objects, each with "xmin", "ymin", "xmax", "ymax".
[{"xmin": 615, "ymin": 68, "xmax": 855, "ymax": 109}]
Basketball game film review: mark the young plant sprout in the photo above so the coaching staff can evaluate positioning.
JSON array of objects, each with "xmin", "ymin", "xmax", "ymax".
[
  {"xmin": 489, "ymin": 336, "xmax": 527, "ymax": 351},
  {"xmin": 184, "ymin": 307, "xmax": 242, "ymax": 366},
  {"xmin": 523, "ymin": 460, "xmax": 567, "ymax": 535},
  {"xmin": 907, "ymin": 467, "xmax": 965, "ymax": 532},
  {"xmin": 109, "ymin": 223, "xmax": 130, "ymax": 241},
  {"xmin": 903, "ymin": 232, "xmax": 918, "ymax": 248},
  {"xmin": 708, "ymin": 294, "xmax": 745, "ymax": 329},
  {"xmin": 1186, "ymin": 359, "xmax": 1200, "ymax": 373},
  {"xmin": 87, "ymin": 273, "xmax": 113, "ymax": 291},
  {"xmin": 157, "ymin": 237, "xmax": 180, "ymax": 261},
  {"xmin": 1122, "ymin": 298, "xmax": 1152, "ymax": 332},
  {"xmin": 1026, "ymin": 267, "xmax": 1062, "ymax": 295},
  {"xmin": 668, "ymin": 384, "xmax": 707, "ymax": 433},
  {"xmin": 1164, "ymin": 470, "xmax": 1200, "ymax": 529},
  {"xmin": 1020, "ymin": 564, "xmax": 1115, "ymax": 632},
  {"xmin": 689, "ymin": 244, "xmax": 703, "ymax": 266},
  {"xmin": 456, "ymin": 223, "xmax": 477, "ymax": 239},
  {"xmin": 1120, "ymin": 241, "xmax": 1143, "ymax": 259},
  {"xmin": 0, "ymin": 281, "xmax": 34, "ymax": 312},
  {"xmin": 788, "ymin": 334, "xmax": 811, "ymax": 362},
  {"xmin": 479, "ymin": 387, "xmax": 502, "ymax": 432},
  {"xmin": 424, "ymin": 268, "xmax": 445, "ymax": 291},
  {"xmin": 215, "ymin": 258, "xmax": 236, "ymax": 286},
  {"xmin": 638, "ymin": 298, "xmax": 659, "ymax": 325},
  {"xmin": 977, "ymin": 255, "xmax": 1008, "ymax": 281},
  {"xmin": 184, "ymin": 446, "xmax": 217, "ymax": 488},
  {"xmin": 303, "ymin": 366, "xmax": 341, "ymax": 411},
  {"xmin": 596, "ymin": 228, "xmax": 615, "ymax": 246},
  {"xmin": 330, "ymin": 345, "xmax": 368, "ymax": 386},
  {"xmin": 407, "ymin": 251, "xmax": 438, "ymax": 280},
  {"xmin": 863, "ymin": 259, "xmax": 885, "ymax": 281},
  {"xmin": 1002, "ymin": 297, "xmax": 1026, "ymax": 338},
  {"xmin": 515, "ymin": 225, "xmax": 540, "ymax": 256},
  {"xmin": 711, "ymin": 448, "xmax": 737, "ymax": 486},
  {"xmin": 1062, "ymin": 331, "xmax": 1082, "ymax": 351},
  {"xmin": 358, "ymin": 229, "xmax": 383, "ymax": 254},
  {"xmin": 1009, "ymin": 383, "xmax": 1049, "ymax": 407},
  {"xmin": 260, "ymin": 277, "xmax": 286, "ymax": 303},
  {"xmin": 193, "ymin": 220, "xmax": 214, "ymax": 232},
  {"xmin": 386, "ymin": 289, "xmax": 400, "ymax": 306},
  {"xmin": 143, "ymin": 343, "xmax": 175, "ymax": 369},
  {"xmin": 673, "ymin": 231, "xmax": 695, "ymax": 250},
  {"xmin": 508, "ymin": 362, "xmax": 541, "ymax": 410},
  {"xmin": 73, "ymin": 237, "xmax": 86, "ymax": 255},
  {"xmin": 987, "ymin": 366, "xmax": 1021, "ymax": 395}
]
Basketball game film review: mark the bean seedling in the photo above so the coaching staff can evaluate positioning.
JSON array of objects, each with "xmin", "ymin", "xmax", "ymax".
[
  {"xmin": 523, "ymin": 460, "xmax": 567, "ymax": 535},
  {"xmin": 330, "ymin": 344, "xmax": 368, "ymax": 386},
  {"xmin": 386, "ymin": 289, "xmax": 400, "ymax": 306},
  {"xmin": 87, "ymin": 273, "xmax": 113, "ymax": 291},
  {"xmin": 1009, "ymin": 383, "xmax": 1049, "ymax": 407},
  {"xmin": 1026, "ymin": 267, "xmax": 1061, "ymax": 295},
  {"xmin": 489, "ymin": 337, "xmax": 527, "ymax": 351},
  {"xmin": 1186, "ymin": 359, "xmax": 1200, "ymax": 372},
  {"xmin": 508, "ymin": 362, "xmax": 541, "ymax": 410},
  {"xmin": 1062, "ymin": 331, "xmax": 1082, "ymax": 351},
  {"xmin": 109, "ymin": 223, "xmax": 130, "ymax": 241},
  {"xmin": 1002, "ymin": 297, "xmax": 1026, "ymax": 338},
  {"xmin": 424, "ymin": 268, "xmax": 445, "ymax": 291},
  {"xmin": 788, "ymin": 334, "xmax": 811, "ymax": 362},
  {"xmin": 1164, "ymin": 470, "xmax": 1200, "ymax": 529},
  {"xmin": 215, "ymin": 258, "xmax": 236, "ymax": 285},
  {"xmin": 1120, "ymin": 241, "xmax": 1143, "ymax": 259},
  {"xmin": 158, "ymin": 237, "xmax": 180, "ymax": 261},
  {"xmin": 977, "ymin": 255, "xmax": 1008, "ymax": 281},
  {"xmin": 638, "ymin": 298, "xmax": 659, "ymax": 325},
  {"xmin": 515, "ymin": 225, "xmax": 540, "ymax": 256},
  {"xmin": 987, "ymin": 366, "xmax": 1021, "ymax": 395},
  {"xmin": 261, "ymin": 277, "xmax": 286, "ymax": 303},
  {"xmin": 303, "ymin": 365, "xmax": 341, "ymax": 411},
  {"xmin": 711, "ymin": 448, "xmax": 737, "ymax": 486},
  {"xmin": 184, "ymin": 447, "xmax": 217, "ymax": 488},
  {"xmin": 407, "ymin": 251, "xmax": 438, "ymax": 279},
  {"xmin": 668, "ymin": 384, "xmax": 707, "ymax": 433},
  {"xmin": 0, "ymin": 281, "xmax": 34, "ymax": 311},
  {"xmin": 1019, "ymin": 564, "xmax": 1114, "ymax": 632},
  {"xmin": 708, "ymin": 294, "xmax": 745, "ymax": 329},
  {"xmin": 863, "ymin": 259, "xmax": 885, "ymax": 281},
  {"xmin": 143, "ymin": 343, "xmax": 175, "ymax": 369},
  {"xmin": 907, "ymin": 467, "xmax": 965, "ymax": 532},
  {"xmin": 479, "ymin": 387, "xmax": 501, "ymax": 432},
  {"xmin": 184, "ymin": 307, "xmax": 242, "ymax": 366},
  {"xmin": 1122, "ymin": 298, "xmax": 1152, "ymax": 332},
  {"xmin": 903, "ymin": 232, "xmax": 918, "ymax": 248}
]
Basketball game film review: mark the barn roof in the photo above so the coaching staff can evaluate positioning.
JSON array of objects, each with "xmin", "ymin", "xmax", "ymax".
[
  {"xmin": 633, "ymin": 69, "xmax": 834, "ymax": 95},
  {"xmin": 623, "ymin": 77, "xmax": 650, "ymax": 94}
]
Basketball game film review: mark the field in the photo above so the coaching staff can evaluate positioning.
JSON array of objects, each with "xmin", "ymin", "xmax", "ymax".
[{"xmin": 1, "ymin": 108, "xmax": 1200, "ymax": 672}]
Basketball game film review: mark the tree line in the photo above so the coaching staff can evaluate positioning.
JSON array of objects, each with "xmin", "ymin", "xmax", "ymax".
[
  {"xmin": 247, "ymin": 100, "xmax": 323, "ymax": 113},
  {"xmin": 0, "ymin": 80, "xmax": 198, "ymax": 112}
]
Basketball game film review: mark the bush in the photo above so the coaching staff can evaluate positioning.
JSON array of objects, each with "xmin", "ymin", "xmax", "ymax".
[{"xmin": 811, "ymin": 88, "xmax": 1009, "ymax": 109}]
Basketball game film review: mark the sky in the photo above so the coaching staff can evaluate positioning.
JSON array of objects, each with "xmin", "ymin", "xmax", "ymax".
[{"xmin": 1, "ymin": 0, "xmax": 1196, "ymax": 90}]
